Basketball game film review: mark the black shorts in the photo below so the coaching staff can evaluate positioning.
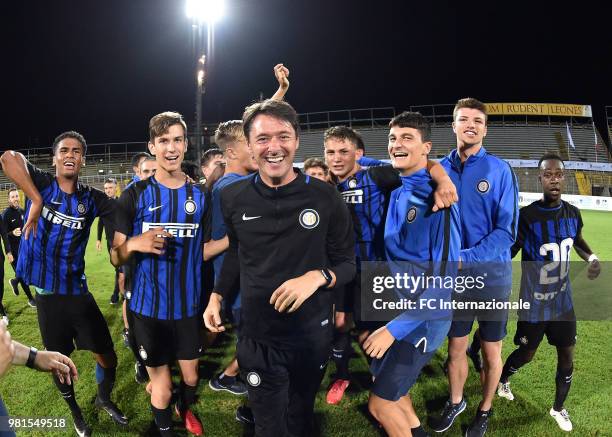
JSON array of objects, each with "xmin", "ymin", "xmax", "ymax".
[
  {"xmin": 130, "ymin": 311, "xmax": 203, "ymax": 367},
  {"xmin": 35, "ymin": 293, "xmax": 114, "ymax": 356},
  {"xmin": 237, "ymin": 336, "xmax": 329, "ymax": 437},
  {"xmin": 514, "ymin": 314, "xmax": 577, "ymax": 350}
]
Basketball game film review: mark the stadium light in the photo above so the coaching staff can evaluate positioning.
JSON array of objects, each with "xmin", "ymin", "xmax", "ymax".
[{"xmin": 186, "ymin": 0, "xmax": 225, "ymax": 24}]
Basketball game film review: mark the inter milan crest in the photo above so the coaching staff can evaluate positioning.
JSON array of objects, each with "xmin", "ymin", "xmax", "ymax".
[
  {"xmin": 299, "ymin": 209, "xmax": 320, "ymax": 229},
  {"xmin": 347, "ymin": 178, "xmax": 358, "ymax": 189},
  {"xmin": 77, "ymin": 202, "xmax": 87, "ymax": 214},
  {"xmin": 477, "ymin": 179, "xmax": 490, "ymax": 194},
  {"xmin": 247, "ymin": 371, "xmax": 261, "ymax": 387},
  {"xmin": 406, "ymin": 206, "xmax": 417, "ymax": 223},
  {"xmin": 184, "ymin": 198, "xmax": 197, "ymax": 215}
]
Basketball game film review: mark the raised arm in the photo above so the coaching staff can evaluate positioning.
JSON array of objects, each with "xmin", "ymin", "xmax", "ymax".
[
  {"xmin": 270, "ymin": 63, "xmax": 290, "ymax": 101},
  {"xmin": 0, "ymin": 152, "xmax": 44, "ymax": 240}
]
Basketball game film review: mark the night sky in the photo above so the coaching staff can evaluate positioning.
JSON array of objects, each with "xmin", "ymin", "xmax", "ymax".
[{"xmin": 1, "ymin": 0, "xmax": 610, "ymax": 149}]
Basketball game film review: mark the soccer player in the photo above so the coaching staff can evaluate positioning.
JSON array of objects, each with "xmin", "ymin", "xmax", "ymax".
[
  {"xmin": 0, "ymin": 219, "xmax": 13, "ymax": 325},
  {"xmin": 365, "ymin": 111, "xmax": 460, "ymax": 437},
  {"xmin": 0, "ymin": 132, "xmax": 128, "ymax": 437},
  {"xmin": 432, "ymin": 98, "xmax": 518, "ymax": 436},
  {"xmin": 3, "ymin": 188, "xmax": 36, "ymax": 308},
  {"xmin": 111, "ymin": 111, "xmax": 210, "ymax": 437},
  {"xmin": 140, "ymin": 155, "xmax": 158, "ymax": 180},
  {"xmin": 303, "ymin": 157, "xmax": 329, "ymax": 182},
  {"xmin": 496, "ymin": 154, "xmax": 600, "ymax": 432},
  {"xmin": 200, "ymin": 148, "xmax": 225, "ymax": 185},
  {"xmin": 96, "ymin": 178, "xmax": 124, "ymax": 305},
  {"xmin": 203, "ymin": 99, "xmax": 356, "ymax": 437},
  {"xmin": 323, "ymin": 125, "xmax": 457, "ymax": 405},
  {"xmin": 128, "ymin": 151, "xmax": 150, "ymax": 186},
  {"xmin": 204, "ymin": 120, "xmax": 259, "ymax": 424},
  {"xmin": 121, "ymin": 156, "xmax": 157, "ymax": 382}
]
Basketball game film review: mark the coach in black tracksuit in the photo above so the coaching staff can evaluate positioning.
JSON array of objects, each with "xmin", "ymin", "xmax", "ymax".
[
  {"xmin": 2, "ymin": 189, "xmax": 35, "ymax": 305},
  {"xmin": 204, "ymin": 100, "xmax": 355, "ymax": 437}
]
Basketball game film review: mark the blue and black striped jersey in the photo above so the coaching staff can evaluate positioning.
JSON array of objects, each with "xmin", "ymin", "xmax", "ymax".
[
  {"xmin": 512, "ymin": 200, "xmax": 582, "ymax": 321},
  {"xmin": 337, "ymin": 166, "xmax": 400, "ymax": 268},
  {"xmin": 16, "ymin": 163, "xmax": 115, "ymax": 295},
  {"xmin": 116, "ymin": 176, "xmax": 211, "ymax": 320}
]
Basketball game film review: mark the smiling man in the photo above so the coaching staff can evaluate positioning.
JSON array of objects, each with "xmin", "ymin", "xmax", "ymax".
[
  {"xmin": 111, "ymin": 112, "xmax": 210, "ymax": 437},
  {"xmin": 497, "ymin": 154, "xmax": 600, "ymax": 432},
  {"xmin": 203, "ymin": 99, "xmax": 355, "ymax": 437},
  {"xmin": 365, "ymin": 112, "xmax": 460, "ymax": 437},
  {"xmin": 323, "ymin": 125, "xmax": 457, "ymax": 405},
  {"xmin": 0, "ymin": 132, "xmax": 127, "ymax": 437},
  {"xmin": 433, "ymin": 98, "xmax": 519, "ymax": 437}
]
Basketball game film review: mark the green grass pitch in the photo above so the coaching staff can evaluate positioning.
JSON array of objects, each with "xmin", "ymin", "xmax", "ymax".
[{"xmin": 1, "ymin": 211, "xmax": 610, "ymax": 436}]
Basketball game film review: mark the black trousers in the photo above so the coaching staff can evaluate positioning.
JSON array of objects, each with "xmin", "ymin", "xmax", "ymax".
[{"xmin": 236, "ymin": 336, "xmax": 330, "ymax": 437}]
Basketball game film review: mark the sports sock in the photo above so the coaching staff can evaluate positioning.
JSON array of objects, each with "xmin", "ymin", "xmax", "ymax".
[
  {"xmin": 20, "ymin": 280, "xmax": 35, "ymax": 301},
  {"xmin": 332, "ymin": 331, "xmax": 351, "ymax": 380},
  {"xmin": 53, "ymin": 374, "xmax": 83, "ymax": 418},
  {"xmin": 95, "ymin": 363, "xmax": 116, "ymax": 403},
  {"xmin": 178, "ymin": 381, "xmax": 198, "ymax": 412},
  {"xmin": 151, "ymin": 404, "xmax": 173, "ymax": 436},
  {"xmin": 553, "ymin": 366, "xmax": 573, "ymax": 411},
  {"xmin": 500, "ymin": 348, "xmax": 532, "ymax": 383}
]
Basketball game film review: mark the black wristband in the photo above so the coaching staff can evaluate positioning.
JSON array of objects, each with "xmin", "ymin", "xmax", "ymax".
[
  {"xmin": 320, "ymin": 269, "xmax": 333, "ymax": 287},
  {"xmin": 26, "ymin": 347, "xmax": 38, "ymax": 369}
]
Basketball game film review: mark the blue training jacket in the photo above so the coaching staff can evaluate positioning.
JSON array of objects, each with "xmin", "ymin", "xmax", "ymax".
[
  {"xmin": 440, "ymin": 147, "xmax": 518, "ymax": 295},
  {"xmin": 384, "ymin": 168, "xmax": 461, "ymax": 353}
]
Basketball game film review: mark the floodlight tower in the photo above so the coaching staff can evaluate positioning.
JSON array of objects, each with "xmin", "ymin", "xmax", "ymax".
[{"xmin": 186, "ymin": 0, "xmax": 225, "ymax": 164}]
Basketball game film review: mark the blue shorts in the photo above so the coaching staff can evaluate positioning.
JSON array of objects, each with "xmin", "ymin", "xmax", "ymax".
[
  {"xmin": 448, "ymin": 296, "xmax": 509, "ymax": 342},
  {"xmin": 370, "ymin": 341, "xmax": 434, "ymax": 401},
  {"xmin": 448, "ymin": 318, "xmax": 508, "ymax": 342}
]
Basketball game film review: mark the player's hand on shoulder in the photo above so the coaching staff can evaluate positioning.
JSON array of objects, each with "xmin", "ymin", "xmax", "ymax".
[
  {"xmin": 587, "ymin": 258, "xmax": 601, "ymax": 280},
  {"xmin": 270, "ymin": 270, "xmax": 326, "ymax": 313},
  {"xmin": 203, "ymin": 293, "xmax": 225, "ymax": 333},
  {"xmin": 363, "ymin": 326, "xmax": 395, "ymax": 359},
  {"xmin": 23, "ymin": 199, "xmax": 43, "ymax": 240},
  {"xmin": 131, "ymin": 227, "xmax": 173, "ymax": 255},
  {"xmin": 432, "ymin": 176, "xmax": 458, "ymax": 212}
]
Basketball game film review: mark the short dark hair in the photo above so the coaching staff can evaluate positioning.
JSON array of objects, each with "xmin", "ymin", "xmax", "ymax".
[
  {"xmin": 130, "ymin": 152, "xmax": 150, "ymax": 168},
  {"xmin": 388, "ymin": 111, "xmax": 431, "ymax": 143},
  {"xmin": 538, "ymin": 153, "xmax": 565, "ymax": 169},
  {"xmin": 52, "ymin": 131, "xmax": 87, "ymax": 155},
  {"xmin": 453, "ymin": 97, "xmax": 487, "ymax": 122},
  {"xmin": 214, "ymin": 120, "xmax": 244, "ymax": 151},
  {"xmin": 181, "ymin": 160, "xmax": 201, "ymax": 180},
  {"xmin": 303, "ymin": 157, "xmax": 329, "ymax": 175},
  {"xmin": 323, "ymin": 126, "xmax": 363, "ymax": 149},
  {"xmin": 104, "ymin": 178, "xmax": 117, "ymax": 185},
  {"xmin": 7, "ymin": 187, "xmax": 18, "ymax": 197},
  {"xmin": 200, "ymin": 148, "xmax": 223, "ymax": 167},
  {"xmin": 242, "ymin": 99, "xmax": 299, "ymax": 140},
  {"xmin": 149, "ymin": 111, "xmax": 187, "ymax": 142}
]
